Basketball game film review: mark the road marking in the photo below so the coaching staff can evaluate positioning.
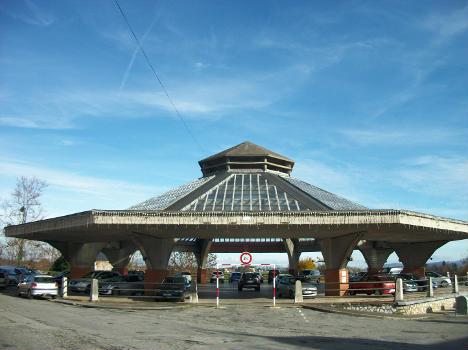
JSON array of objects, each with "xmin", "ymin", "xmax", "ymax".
[{"xmin": 296, "ymin": 307, "xmax": 309, "ymax": 323}]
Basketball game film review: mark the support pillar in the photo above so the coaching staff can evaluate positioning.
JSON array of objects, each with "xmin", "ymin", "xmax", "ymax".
[
  {"xmin": 318, "ymin": 232, "xmax": 364, "ymax": 296},
  {"xmin": 283, "ymin": 238, "xmax": 301, "ymax": 276},
  {"xmin": 357, "ymin": 240, "xmax": 393, "ymax": 275},
  {"xmin": 48, "ymin": 241, "xmax": 107, "ymax": 279},
  {"xmin": 131, "ymin": 234, "xmax": 176, "ymax": 294},
  {"xmin": 195, "ymin": 239, "xmax": 212, "ymax": 284},
  {"xmin": 101, "ymin": 240, "xmax": 137, "ymax": 276},
  {"xmin": 391, "ymin": 241, "xmax": 447, "ymax": 277}
]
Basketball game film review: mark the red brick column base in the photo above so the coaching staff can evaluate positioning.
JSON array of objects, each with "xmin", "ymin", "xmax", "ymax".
[
  {"xmin": 144, "ymin": 269, "xmax": 170, "ymax": 296},
  {"xmin": 403, "ymin": 266, "xmax": 426, "ymax": 276},
  {"xmin": 197, "ymin": 268, "xmax": 207, "ymax": 284},
  {"xmin": 70, "ymin": 267, "xmax": 93, "ymax": 280},
  {"xmin": 325, "ymin": 269, "xmax": 349, "ymax": 296},
  {"xmin": 113, "ymin": 268, "xmax": 128, "ymax": 275}
]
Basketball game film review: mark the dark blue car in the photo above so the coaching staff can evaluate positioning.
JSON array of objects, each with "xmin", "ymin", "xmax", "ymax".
[{"xmin": 229, "ymin": 272, "xmax": 241, "ymax": 283}]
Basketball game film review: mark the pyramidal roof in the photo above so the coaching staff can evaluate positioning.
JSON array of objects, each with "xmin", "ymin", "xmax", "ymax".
[{"xmin": 128, "ymin": 142, "xmax": 367, "ymax": 212}]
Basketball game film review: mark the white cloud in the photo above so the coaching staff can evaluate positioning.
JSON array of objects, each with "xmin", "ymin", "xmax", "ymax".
[
  {"xmin": 420, "ymin": 5, "xmax": 468, "ymax": 43},
  {"xmin": 0, "ymin": 115, "xmax": 74, "ymax": 130},
  {"xmin": 338, "ymin": 128, "xmax": 459, "ymax": 146},
  {"xmin": 0, "ymin": 159, "xmax": 165, "ymax": 200}
]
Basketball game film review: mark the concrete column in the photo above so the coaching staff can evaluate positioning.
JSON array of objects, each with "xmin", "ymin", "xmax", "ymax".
[
  {"xmin": 294, "ymin": 280, "xmax": 303, "ymax": 303},
  {"xmin": 131, "ymin": 234, "xmax": 176, "ymax": 296},
  {"xmin": 101, "ymin": 240, "xmax": 137, "ymax": 275},
  {"xmin": 283, "ymin": 238, "xmax": 301, "ymax": 275},
  {"xmin": 318, "ymin": 232, "xmax": 364, "ymax": 296},
  {"xmin": 357, "ymin": 240, "xmax": 393, "ymax": 275},
  {"xmin": 195, "ymin": 239, "xmax": 212, "ymax": 284},
  {"xmin": 48, "ymin": 241, "xmax": 107, "ymax": 279},
  {"xmin": 391, "ymin": 241, "xmax": 447, "ymax": 277}
]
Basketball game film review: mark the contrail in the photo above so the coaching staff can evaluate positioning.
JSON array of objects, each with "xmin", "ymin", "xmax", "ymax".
[{"xmin": 119, "ymin": 7, "xmax": 161, "ymax": 91}]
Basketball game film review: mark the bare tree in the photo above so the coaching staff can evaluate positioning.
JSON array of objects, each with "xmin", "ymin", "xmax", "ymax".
[{"xmin": 1, "ymin": 176, "xmax": 48, "ymax": 266}]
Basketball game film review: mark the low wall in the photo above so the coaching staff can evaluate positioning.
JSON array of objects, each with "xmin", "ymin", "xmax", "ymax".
[{"xmin": 342, "ymin": 293, "xmax": 467, "ymax": 315}]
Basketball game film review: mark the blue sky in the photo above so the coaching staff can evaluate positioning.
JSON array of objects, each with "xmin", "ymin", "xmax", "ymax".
[{"xmin": 1, "ymin": 0, "xmax": 467, "ymax": 267}]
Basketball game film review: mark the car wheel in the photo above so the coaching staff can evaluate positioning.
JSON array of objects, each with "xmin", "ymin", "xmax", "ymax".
[
  {"xmin": 288, "ymin": 290, "xmax": 294, "ymax": 299},
  {"xmin": 27, "ymin": 289, "xmax": 32, "ymax": 299},
  {"xmin": 440, "ymin": 280, "xmax": 449, "ymax": 288},
  {"xmin": 377, "ymin": 289, "xmax": 383, "ymax": 295},
  {"xmin": 52, "ymin": 295, "xmax": 57, "ymax": 299}
]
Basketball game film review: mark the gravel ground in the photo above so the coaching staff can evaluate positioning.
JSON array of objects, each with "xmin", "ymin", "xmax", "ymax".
[{"xmin": 1, "ymin": 290, "xmax": 467, "ymax": 350}]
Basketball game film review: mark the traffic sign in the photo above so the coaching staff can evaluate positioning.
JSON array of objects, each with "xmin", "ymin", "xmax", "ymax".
[{"xmin": 240, "ymin": 251, "xmax": 252, "ymax": 265}]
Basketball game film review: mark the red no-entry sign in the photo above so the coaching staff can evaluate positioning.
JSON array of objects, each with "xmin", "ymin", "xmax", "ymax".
[{"xmin": 240, "ymin": 251, "xmax": 252, "ymax": 265}]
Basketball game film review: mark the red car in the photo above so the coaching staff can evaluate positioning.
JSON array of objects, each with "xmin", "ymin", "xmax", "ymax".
[{"xmin": 348, "ymin": 274, "xmax": 395, "ymax": 295}]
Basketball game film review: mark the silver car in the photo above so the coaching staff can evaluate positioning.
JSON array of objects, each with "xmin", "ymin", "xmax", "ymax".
[
  {"xmin": 17, "ymin": 275, "xmax": 58, "ymax": 299},
  {"xmin": 99, "ymin": 274, "xmax": 145, "ymax": 296},
  {"xmin": 277, "ymin": 277, "xmax": 318, "ymax": 298},
  {"xmin": 426, "ymin": 271, "xmax": 452, "ymax": 288}
]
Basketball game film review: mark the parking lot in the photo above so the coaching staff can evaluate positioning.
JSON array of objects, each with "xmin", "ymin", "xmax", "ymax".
[{"xmin": 1, "ymin": 285, "xmax": 468, "ymax": 350}]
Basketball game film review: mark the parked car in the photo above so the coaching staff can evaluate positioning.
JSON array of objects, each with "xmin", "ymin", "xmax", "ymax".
[
  {"xmin": 69, "ymin": 271, "xmax": 122, "ymax": 293},
  {"xmin": 99, "ymin": 274, "xmax": 145, "ymax": 296},
  {"xmin": 349, "ymin": 275, "xmax": 396, "ymax": 295},
  {"xmin": 274, "ymin": 274, "xmax": 294, "ymax": 289},
  {"xmin": 277, "ymin": 276, "xmax": 318, "ymax": 298},
  {"xmin": 252, "ymin": 271, "xmax": 264, "ymax": 283},
  {"xmin": 210, "ymin": 271, "xmax": 224, "ymax": 283},
  {"xmin": 268, "ymin": 270, "xmax": 285, "ymax": 283},
  {"xmin": 155, "ymin": 276, "xmax": 192, "ymax": 302},
  {"xmin": 17, "ymin": 275, "xmax": 58, "ymax": 299},
  {"xmin": 402, "ymin": 280, "xmax": 419, "ymax": 293},
  {"xmin": 0, "ymin": 270, "xmax": 8, "ymax": 289},
  {"xmin": 381, "ymin": 267, "xmax": 403, "ymax": 275},
  {"xmin": 229, "ymin": 272, "xmax": 242, "ymax": 283},
  {"xmin": 238, "ymin": 272, "xmax": 260, "ymax": 291},
  {"xmin": 0, "ymin": 265, "xmax": 25, "ymax": 285},
  {"xmin": 426, "ymin": 271, "xmax": 452, "ymax": 288},
  {"xmin": 298, "ymin": 269, "xmax": 321, "ymax": 283},
  {"xmin": 395, "ymin": 273, "xmax": 435, "ymax": 292},
  {"xmin": 53, "ymin": 269, "xmax": 70, "ymax": 289},
  {"xmin": 175, "ymin": 271, "xmax": 192, "ymax": 282}
]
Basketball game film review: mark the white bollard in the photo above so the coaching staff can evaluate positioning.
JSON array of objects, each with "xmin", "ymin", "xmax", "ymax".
[
  {"xmin": 294, "ymin": 280, "xmax": 303, "ymax": 303},
  {"xmin": 61, "ymin": 277, "xmax": 68, "ymax": 298},
  {"xmin": 394, "ymin": 278, "xmax": 404, "ymax": 302},
  {"xmin": 90, "ymin": 278, "xmax": 99, "ymax": 302},
  {"xmin": 453, "ymin": 275, "xmax": 459, "ymax": 294},
  {"xmin": 427, "ymin": 277, "xmax": 433, "ymax": 297}
]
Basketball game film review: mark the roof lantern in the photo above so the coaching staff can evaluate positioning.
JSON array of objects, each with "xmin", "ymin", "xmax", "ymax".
[{"xmin": 198, "ymin": 141, "xmax": 295, "ymax": 177}]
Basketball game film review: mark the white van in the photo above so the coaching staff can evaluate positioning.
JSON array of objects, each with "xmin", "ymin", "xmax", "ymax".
[{"xmin": 382, "ymin": 267, "xmax": 403, "ymax": 275}]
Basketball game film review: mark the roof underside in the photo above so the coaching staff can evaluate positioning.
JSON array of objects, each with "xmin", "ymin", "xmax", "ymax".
[{"xmin": 128, "ymin": 172, "xmax": 367, "ymax": 212}]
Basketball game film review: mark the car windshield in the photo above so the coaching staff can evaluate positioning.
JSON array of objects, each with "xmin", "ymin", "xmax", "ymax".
[
  {"xmin": 243, "ymin": 273, "xmax": 256, "ymax": 278},
  {"xmin": 163, "ymin": 277, "xmax": 186, "ymax": 284},
  {"xmin": 34, "ymin": 277, "xmax": 54, "ymax": 283}
]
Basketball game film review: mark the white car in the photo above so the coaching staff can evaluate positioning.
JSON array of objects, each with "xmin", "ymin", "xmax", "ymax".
[
  {"xmin": 426, "ymin": 271, "xmax": 452, "ymax": 288},
  {"xmin": 210, "ymin": 271, "xmax": 224, "ymax": 283},
  {"xmin": 277, "ymin": 277, "xmax": 318, "ymax": 298},
  {"xmin": 17, "ymin": 275, "xmax": 58, "ymax": 299}
]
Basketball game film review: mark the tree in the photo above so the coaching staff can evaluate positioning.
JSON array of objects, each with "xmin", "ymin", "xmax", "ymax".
[
  {"xmin": 1, "ymin": 176, "xmax": 48, "ymax": 265},
  {"xmin": 298, "ymin": 257, "xmax": 317, "ymax": 272}
]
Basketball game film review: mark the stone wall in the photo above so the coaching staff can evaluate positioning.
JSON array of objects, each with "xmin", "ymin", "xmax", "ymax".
[{"xmin": 342, "ymin": 294, "xmax": 467, "ymax": 315}]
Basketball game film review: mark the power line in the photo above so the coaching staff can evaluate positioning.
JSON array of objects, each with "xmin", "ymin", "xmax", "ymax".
[{"xmin": 113, "ymin": 0, "xmax": 204, "ymax": 152}]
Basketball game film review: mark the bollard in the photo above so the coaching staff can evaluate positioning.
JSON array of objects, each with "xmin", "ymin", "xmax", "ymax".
[
  {"xmin": 90, "ymin": 278, "xmax": 99, "ymax": 302},
  {"xmin": 427, "ymin": 277, "xmax": 433, "ymax": 297},
  {"xmin": 189, "ymin": 282, "xmax": 198, "ymax": 303},
  {"xmin": 453, "ymin": 275, "xmax": 459, "ymax": 294},
  {"xmin": 446, "ymin": 271, "xmax": 450, "ymax": 278},
  {"xmin": 455, "ymin": 296, "xmax": 467, "ymax": 315},
  {"xmin": 394, "ymin": 278, "xmax": 404, "ymax": 302},
  {"xmin": 294, "ymin": 280, "xmax": 303, "ymax": 303},
  {"xmin": 61, "ymin": 277, "xmax": 68, "ymax": 298}
]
